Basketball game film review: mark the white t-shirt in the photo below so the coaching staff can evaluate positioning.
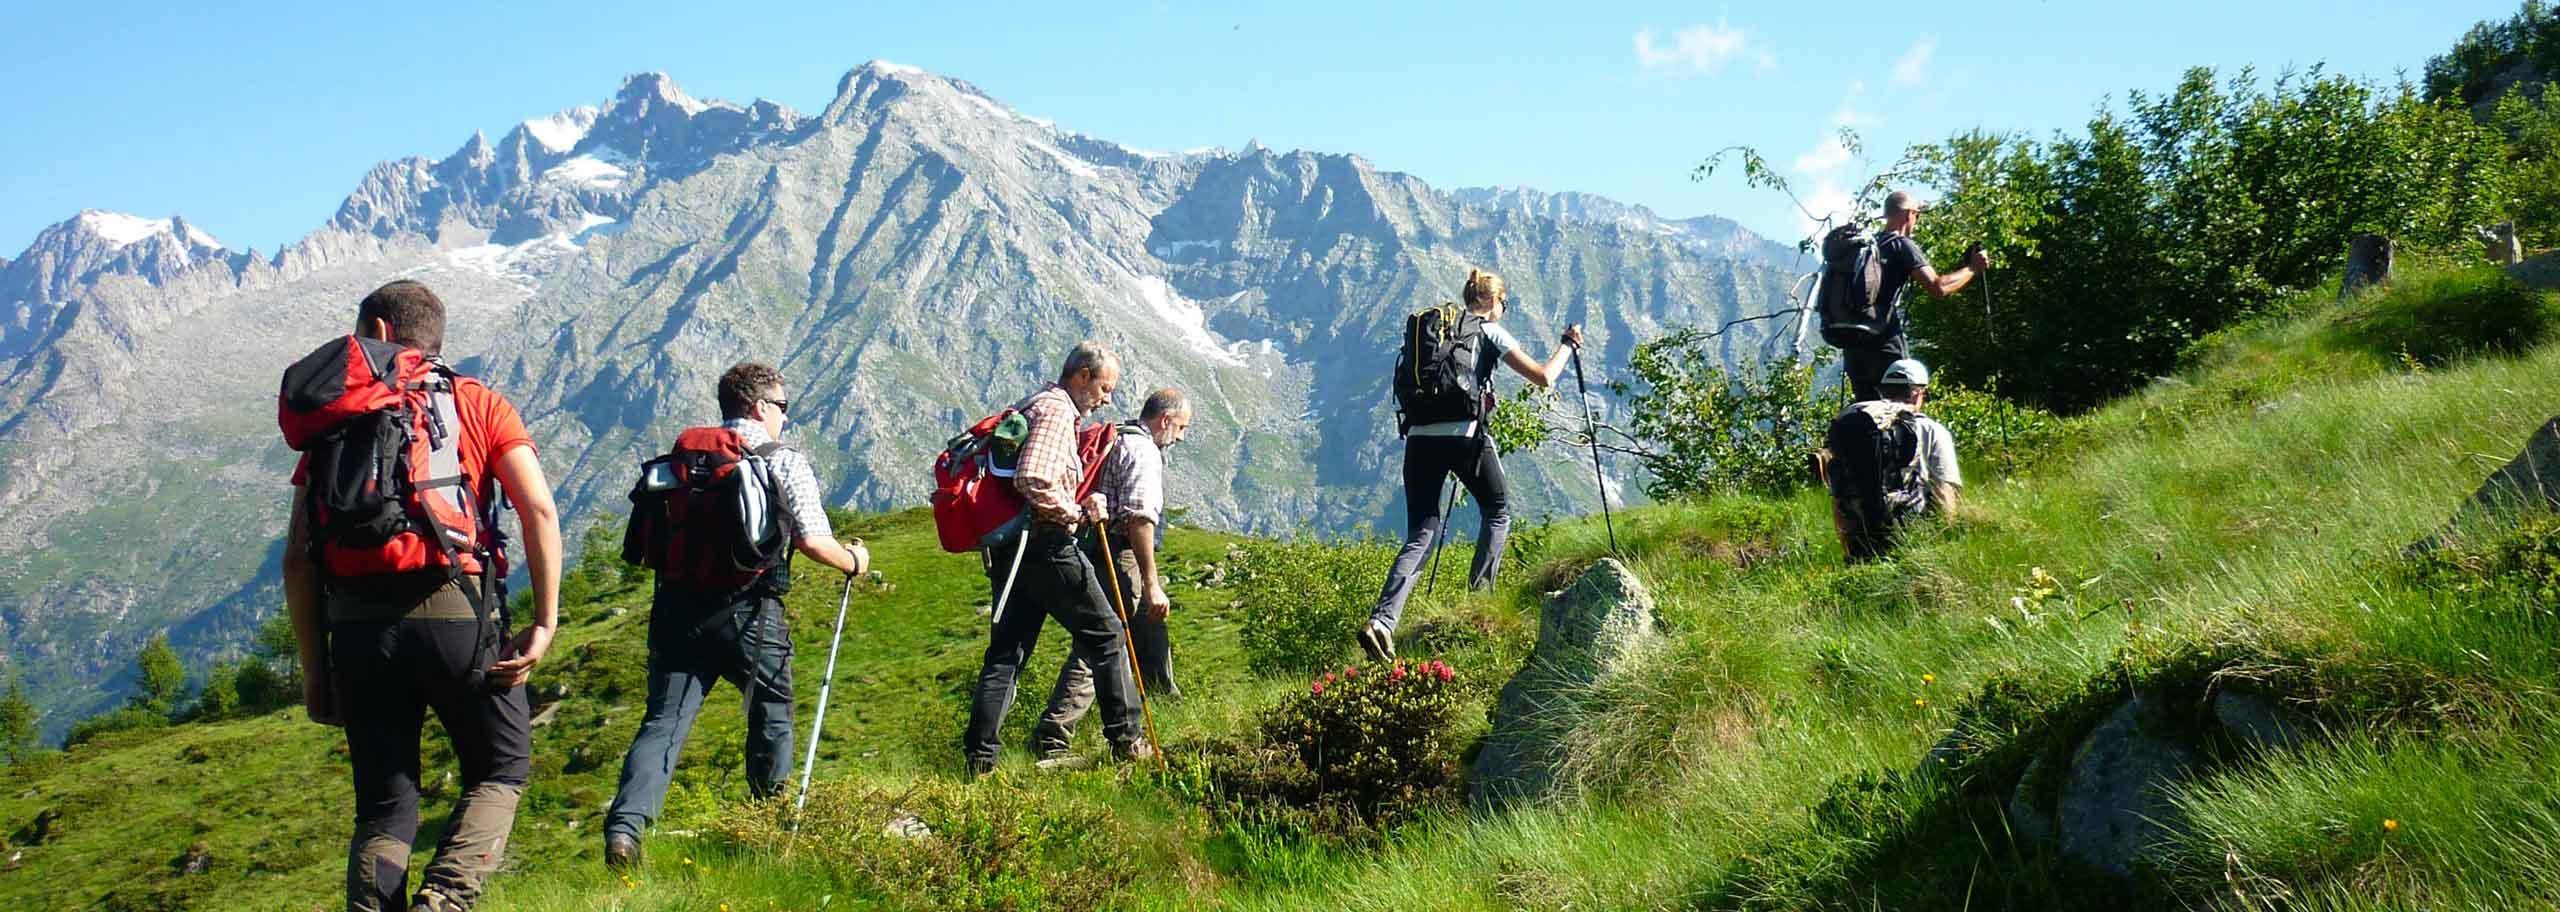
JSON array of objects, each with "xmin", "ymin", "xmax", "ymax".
[
  {"xmin": 1408, "ymin": 321, "xmax": 1522, "ymax": 438},
  {"xmin": 1910, "ymin": 414, "xmax": 1963, "ymax": 490}
]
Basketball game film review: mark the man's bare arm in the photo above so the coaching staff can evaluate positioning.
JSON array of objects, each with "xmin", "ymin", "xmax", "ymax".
[
  {"xmin": 281, "ymin": 485, "xmax": 339, "ymax": 725},
  {"xmin": 485, "ymin": 446, "xmax": 562, "ymax": 688}
]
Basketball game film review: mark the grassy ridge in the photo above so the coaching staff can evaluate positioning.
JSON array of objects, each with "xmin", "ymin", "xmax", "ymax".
[{"xmin": 8, "ymin": 263, "xmax": 2559, "ymax": 910}]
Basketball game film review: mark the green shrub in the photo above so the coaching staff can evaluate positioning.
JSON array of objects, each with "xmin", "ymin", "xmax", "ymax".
[
  {"xmin": 64, "ymin": 706, "xmax": 168, "ymax": 749},
  {"xmin": 1184, "ymin": 659, "xmax": 1468, "ymax": 835},
  {"xmin": 1264, "ymin": 659, "xmax": 1464, "ymax": 819},
  {"xmin": 1612, "ymin": 335, "xmax": 1829, "ymax": 499},
  {"xmin": 1231, "ymin": 537, "xmax": 1384, "ymax": 675},
  {"xmin": 1922, "ymin": 384, "xmax": 2067, "ymax": 479},
  {"xmin": 2336, "ymin": 266, "xmax": 2559, "ymax": 367}
]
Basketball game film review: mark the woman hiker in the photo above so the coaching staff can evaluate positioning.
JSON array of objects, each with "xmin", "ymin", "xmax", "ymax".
[{"xmin": 1360, "ymin": 268, "xmax": 1583, "ymax": 661}]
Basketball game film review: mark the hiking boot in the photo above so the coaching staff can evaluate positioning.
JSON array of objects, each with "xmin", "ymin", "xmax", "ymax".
[
  {"xmin": 603, "ymin": 832, "xmax": 640, "ymax": 873},
  {"xmin": 1357, "ymin": 620, "xmax": 1395, "ymax": 662},
  {"xmin": 1112, "ymin": 739, "xmax": 1159, "ymax": 763},
  {"xmin": 964, "ymin": 756, "xmax": 998, "ymax": 780}
]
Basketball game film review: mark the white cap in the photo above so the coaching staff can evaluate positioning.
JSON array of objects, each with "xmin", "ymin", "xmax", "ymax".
[{"xmin": 1881, "ymin": 358, "xmax": 1931, "ymax": 387}]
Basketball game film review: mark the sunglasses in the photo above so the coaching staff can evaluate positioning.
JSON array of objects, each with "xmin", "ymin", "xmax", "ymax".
[{"xmin": 764, "ymin": 397, "xmax": 791, "ymax": 415}]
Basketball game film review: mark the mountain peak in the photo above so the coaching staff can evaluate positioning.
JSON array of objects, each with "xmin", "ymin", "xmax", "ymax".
[
  {"xmin": 520, "ymin": 105, "xmax": 600, "ymax": 154},
  {"xmin": 610, "ymin": 72, "xmax": 709, "ymax": 117},
  {"xmin": 69, "ymin": 209, "xmax": 222, "ymax": 251}
]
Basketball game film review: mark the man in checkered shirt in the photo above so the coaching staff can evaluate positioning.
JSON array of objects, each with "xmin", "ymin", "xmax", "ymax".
[
  {"xmin": 604, "ymin": 361, "xmax": 870, "ymax": 870},
  {"xmin": 1032, "ymin": 387, "xmax": 1192, "ymax": 759},
  {"xmin": 963, "ymin": 341, "xmax": 1153, "ymax": 777}
]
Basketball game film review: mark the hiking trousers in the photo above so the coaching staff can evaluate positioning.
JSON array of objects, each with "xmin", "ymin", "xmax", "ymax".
[
  {"xmin": 1841, "ymin": 336, "xmax": 1910, "ymax": 403},
  {"xmin": 605, "ymin": 585, "xmax": 794, "ymax": 843},
  {"xmin": 331, "ymin": 616, "xmax": 530, "ymax": 912},
  {"xmin": 966, "ymin": 523, "xmax": 1142, "ymax": 764},
  {"xmin": 1370, "ymin": 432, "xmax": 1511, "ymax": 634},
  {"xmin": 1034, "ymin": 538, "xmax": 1177, "ymax": 755}
]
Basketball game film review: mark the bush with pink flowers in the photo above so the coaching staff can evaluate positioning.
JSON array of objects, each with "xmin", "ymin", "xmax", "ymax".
[{"xmin": 1190, "ymin": 658, "xmax": 1466, "ymax": 829}]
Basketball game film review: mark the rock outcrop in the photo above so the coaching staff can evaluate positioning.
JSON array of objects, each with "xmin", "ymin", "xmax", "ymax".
[
  {"xmin": 2409, "ymin": 415, "xmax": 2560, "ymax": 555},
  {"xmin": 1470, "ymin": 558, "xmax": 1665, "ymax": 807}
]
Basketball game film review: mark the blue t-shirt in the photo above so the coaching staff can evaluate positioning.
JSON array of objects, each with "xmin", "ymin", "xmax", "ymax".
[{"xmin": 1409, "ymin": 321, "xmax": 1521, "ymax": 437}]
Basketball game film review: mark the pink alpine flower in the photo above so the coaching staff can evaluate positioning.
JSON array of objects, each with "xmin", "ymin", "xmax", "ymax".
[{"xmin": 1311, "ymin": 680, "xmax": 1326, "ymax": 695}]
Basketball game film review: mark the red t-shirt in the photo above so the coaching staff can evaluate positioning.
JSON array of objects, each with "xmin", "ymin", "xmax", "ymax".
[{"xmin": 291, "ymin": 377, "xmax": 534, "ymax": 495}]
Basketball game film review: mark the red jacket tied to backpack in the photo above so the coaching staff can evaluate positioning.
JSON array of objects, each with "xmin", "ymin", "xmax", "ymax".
[
  {"xmin": 623, "ymin": 426, "xmax": 790, "ymax": 588},
  {"xmin": 278, "ymin": 335, "xmax": 507, "ymax": 587}
]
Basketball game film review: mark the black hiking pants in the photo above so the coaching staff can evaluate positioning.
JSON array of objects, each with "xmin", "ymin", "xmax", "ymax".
[
  {"xmin": 1034, "ymin": 535, "xmax": 1179, "ymax": 755},
  {"xmin": 965, "ymin": 522, "xmax": 1142, "ymax": 765},
  {"xmin": 605, "ymin": 585, "xmax": 794, "ymax": 843},
  {"xmin": 1841, "ymin": 336, "xmax": 1910, "ymax": 403},
  {"xmin": 1370, "ymin": 431, "xmax": 1511, "ymax": 634},
  {"xmin": 332, "ymin": 616, "xmax": 530, "ymax": 912}
]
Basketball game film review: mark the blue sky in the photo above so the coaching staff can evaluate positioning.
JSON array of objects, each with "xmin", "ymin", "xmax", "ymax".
[{"xmin": 0, "ymin": 1, "xmax": 2517, "ymax": 257}]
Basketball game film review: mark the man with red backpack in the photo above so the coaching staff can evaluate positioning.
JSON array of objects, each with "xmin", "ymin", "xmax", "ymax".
[
  {"xmin": 962, "ymin": 341, "xmax": 1153, "ymax": 777},
  {"xmin": 278, "ymin": 279, "xmax": 565, "ymax": 912},
  {"xmin": 604, "ymin": 361, "xmax": 870, "ymax": 870}
]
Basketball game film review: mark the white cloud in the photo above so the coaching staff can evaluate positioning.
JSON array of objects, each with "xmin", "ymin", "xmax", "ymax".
[
  {"xmin": 1789, "ymin": 82, "xmax": 1873, "ymax": 238},
  {"xmin": 1635, "ymin": 22, "xmax": 1771, "ymax": 76},
  {"xmin": 1891, "ymin": 37, "xmax": 1935, "ymax": 88}
]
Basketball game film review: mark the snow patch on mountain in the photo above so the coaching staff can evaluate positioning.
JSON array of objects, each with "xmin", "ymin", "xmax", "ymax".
[
  {"xmin": 865, "ymin": 59, "xmax": 925, "ymax": 78},
  {"xmin": 523, "ymin": 106, "xmax": 600, "ymax": 153},
  {"xmin": 76, "ymin": 210, "xmax": 219, "ymax": 250},
  {"xmin": 1123, "ymin": 271, "xmax": 1244, "ymax": 367},
  {"xmin": 437, "ymin": 218, "xmax": 613, "ymax": 294},
  {"xmin": 541, "ymin": 152, "xmax": 630, "ymax": 190}
]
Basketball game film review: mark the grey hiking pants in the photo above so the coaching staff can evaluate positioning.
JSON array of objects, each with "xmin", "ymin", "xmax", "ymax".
[
  {"xmin": 1034, "ymin": 537, "xmax": 1177, "ymax": 755},
  {"xmin": 605, "ymin": 585, "xmax": 794, "ymax": 843},
  {"xmin": 1370, "ymin": 432, "xmax": 1511, "ymax": 634},
  {"xmin": 966, "ymin": 523, "xmax": 1142, "ymax": 764},
  {"xmin": 332, "ymin": 614, "xmax": 530, "ymax": 912}
]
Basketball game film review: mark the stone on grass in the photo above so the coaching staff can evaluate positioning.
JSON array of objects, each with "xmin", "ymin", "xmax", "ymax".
[
  {"xmin": 2409, "ymin": 415, "xmax": 2560, "ymax": 555},
  {"xmin": 1469, "ymin": 558, "xmax": 1664, "ymax": 808},
  {"xmin": 2056, "ymin": 693, "xmax": 2203, "ymax": 881}
]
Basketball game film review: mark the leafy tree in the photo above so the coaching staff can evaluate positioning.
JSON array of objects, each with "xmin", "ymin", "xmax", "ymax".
[
  {"xmin": 0, "ymin": 677, "xmax": 38, "ymax": 765},
  {"xmin": 185, "ymin": 661, "xmax": 243, "ymax": 723},
  {"xmin": 1609, "ymin": 331, "xmax": 1831, "ymax": 500},
  {"xmin": 135, "ymin": 634, "xmax": 186, "ymax": 715}
]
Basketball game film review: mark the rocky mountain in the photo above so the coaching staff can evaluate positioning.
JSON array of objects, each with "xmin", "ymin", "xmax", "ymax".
[{"xmin": 0, "ymin": 62, "xmax": 1797, "ymax": 731}]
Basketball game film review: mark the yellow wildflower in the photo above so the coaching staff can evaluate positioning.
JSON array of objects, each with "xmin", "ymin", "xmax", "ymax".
[{"xmin": 2384, "ymin": 818, "xmax": 2400, "ymax": 832}]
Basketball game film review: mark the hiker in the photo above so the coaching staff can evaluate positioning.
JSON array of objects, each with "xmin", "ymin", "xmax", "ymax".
[
  {"xmin": 963, "ymin": 341, "xmax": 1154, "ymax": 776},
  {"xmin": 603, "ymin": 362, "xmax": 871, "ymax": 870},
  {"xmin": 1824, "ymin": 358, "xmax": 1963, "ymax": 563},
  {"xmin": 1362, "ymin": 269, "xmax": 1584, "ymax": 661},
  {"xmin": 279, "ymin": 279, "xmax": 565, "ymax": 912},
  {"xmin": 1031, "ymin": 387, "xmax": 1193, "ymax": 760},
  {"xmin": 1838, "ymin": 191, "xmax": 1992, "ymax": 401}
]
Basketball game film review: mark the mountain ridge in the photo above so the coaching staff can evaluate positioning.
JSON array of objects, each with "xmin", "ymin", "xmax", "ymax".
[{"xmin": 0, "ymin": 61, "xmax": 1798, "ymax": 733}]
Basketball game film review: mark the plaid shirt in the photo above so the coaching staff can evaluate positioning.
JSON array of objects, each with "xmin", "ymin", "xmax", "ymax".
[
  {"xmin": 726, "ymin": 418, "xmax": 833, "ymax": 541},
  {"xmin": 1092, "ymin": 425, "xmax": 1165, "ymax": 535},
  {"xmin": 1011, "ymin": 384, "xmax": 1087, "ymax": 526}
]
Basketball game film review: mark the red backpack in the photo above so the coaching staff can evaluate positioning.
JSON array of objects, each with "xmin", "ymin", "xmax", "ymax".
[
  {"xmin": 930, "ymin": 408, "xmax": 1121, "ymax": 553},
  {"xmin": 622, "ymin": 426, "xmax": 791, "ymax": 588},
  {"xmin": 277, "ymin": 335, "xmax": 508, "ymax": 609}
]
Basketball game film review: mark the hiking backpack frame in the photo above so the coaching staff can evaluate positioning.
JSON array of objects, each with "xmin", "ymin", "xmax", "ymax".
[
  {"xmin": 279, "ymin": 335, "xmax": 514, "ymax": 679},
  {"xmin": 1815, "ymin": 224, "xmax": 1890, "ymax": 348},
  {"xmin": 622, "ymin": 427, "xmax": 793, "ymax": 589},
  {"xmin": 1394, "ymin": 301, "xmax": 1488, "ymax": 435},
  {"xmin": 1823, "ymin": 402, "xmax": 1927, "ymax": 525}
]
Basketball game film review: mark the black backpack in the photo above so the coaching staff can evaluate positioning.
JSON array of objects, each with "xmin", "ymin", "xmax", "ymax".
[
  {"xmin": 1815, "ymin": 225, "xmax": 1889, "ymax": 348},
  {"xmin": 1393, "ymin": 302, "xmax": 1486, "ymax": 434},
  {"xmin": 1824, "ymin": 402, "xmax": 1927, "ymax": 523}
]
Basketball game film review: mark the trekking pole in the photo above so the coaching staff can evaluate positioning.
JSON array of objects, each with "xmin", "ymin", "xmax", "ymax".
[
  {"xmin": 1569, "ymin": 344, "xmax": 1620, "ymax": 555},
  {"xmin": 988, "ymin": 525, "xmax": 1030, "ymax": 628},
  {"xmin": 1093, "ymin": 521, "xmax": 1164, "ymax": 765},
  {"xmin": 1423, "ymin": 475, "xmax": 1459, "ymax": 596},
  {"xmin": 791, "ymin": 574, "xmax": 858, "ymax": 830}
]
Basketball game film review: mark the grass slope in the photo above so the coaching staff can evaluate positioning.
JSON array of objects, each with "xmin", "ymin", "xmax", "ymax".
[{"xmin": 8, "ymin": 263, "xmax": 2559, "ymax": 911}]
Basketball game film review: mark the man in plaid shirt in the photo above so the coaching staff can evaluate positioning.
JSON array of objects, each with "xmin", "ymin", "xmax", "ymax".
[
  {"xmin": 604, "ymin": 362, "xmax": 870, "ymax": 870},
  {"xmin": 963, "ymin": 341, "xmax": 1153, "ymax": 776},
  {"xmin": 1033, "ymin": 387, "xmax": 1191, "ymax": 759}
]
